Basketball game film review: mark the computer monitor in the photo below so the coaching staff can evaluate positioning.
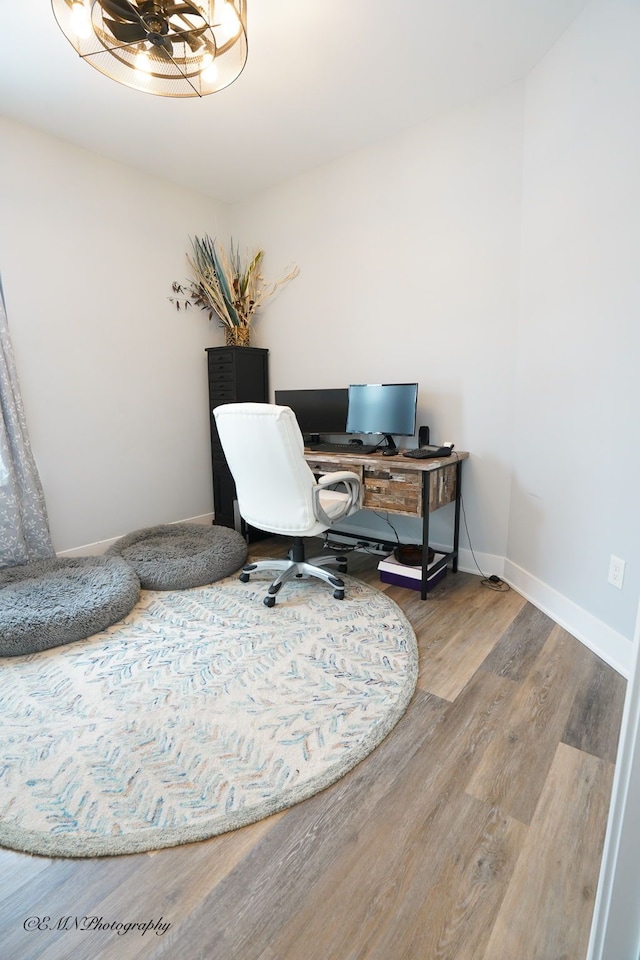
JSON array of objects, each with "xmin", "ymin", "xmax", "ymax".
[
  {"xmin": 274, "ymin": 388, "xmax": 349, "ymax": 440},
  {"xmin": 346, "ymin": 383, "xmax": 418, "ymax": 450}
]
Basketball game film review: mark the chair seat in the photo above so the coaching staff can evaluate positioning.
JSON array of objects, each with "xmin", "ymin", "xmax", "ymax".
[
  {"xmin": 318, "ymin": 488, "xmax": 353, "ymax": 519},
  {"xmin": 106, "ymin": 523, "xmax": 248, "ymax": 590},
  {"xmin": 274, "ymin": 489, "xmax": 355, "ymax": 539}
]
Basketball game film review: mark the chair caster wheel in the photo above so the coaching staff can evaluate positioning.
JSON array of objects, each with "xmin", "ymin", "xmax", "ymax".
[
  {"xmin": 333, "ymin": 589, "xmax": 345, "ymax": 600},
  {"xmin": 239, "ymin": 573, "xmax": 251, "ymax": 583},
  {"xmin": 264, "ymin": 596, "xmax": 276, "ymax": 607},
  {"xmin": 337, "ymin": 564, "xmax": 348, "ymax": 574}
]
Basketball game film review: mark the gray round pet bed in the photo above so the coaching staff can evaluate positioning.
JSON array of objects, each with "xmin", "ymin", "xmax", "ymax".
[
  {"xmin": 0, "ymin": 556, "xmax": 141, "ymax": 658},
  {"xmin": 106, "ymin": 523, "xmax": 248, "ymax": 591}
]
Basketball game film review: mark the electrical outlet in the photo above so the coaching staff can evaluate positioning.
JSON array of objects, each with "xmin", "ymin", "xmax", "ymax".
[{"xmin": 608, "ymin": 555, "xmax": 626, "ymax": 589}]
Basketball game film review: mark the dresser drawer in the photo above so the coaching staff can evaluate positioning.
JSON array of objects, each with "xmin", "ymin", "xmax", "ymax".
[
  {"xmin": 207, "ymin": 351, "xmax": 234, "ymax": 368},
  {"xmin": 209, "ymin": 367, "xmax": 235, "ymax": 383},
  {"xmin": 210, "ymin": 385, "xmax": 237, "ymax": 402}
]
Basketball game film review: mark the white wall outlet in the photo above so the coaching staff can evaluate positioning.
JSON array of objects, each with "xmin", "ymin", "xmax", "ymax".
[{"xmin": 608, "ymin": 555, "xmax": 626, "ymax": 589}]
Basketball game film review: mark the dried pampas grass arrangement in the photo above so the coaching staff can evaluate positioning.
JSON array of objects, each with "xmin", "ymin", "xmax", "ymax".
[{"xmin": 171, "ymin": 235, "xmax": 298, "ymax": 345}]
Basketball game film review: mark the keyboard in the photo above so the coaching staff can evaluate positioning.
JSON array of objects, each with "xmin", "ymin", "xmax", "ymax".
[
  {"xmin": 403, "ymin": 445, "xmax": 452, "ymax": 459},
  {"xmin": 306, "ymin": 442, "xmax": 379, "ymax": 454}
]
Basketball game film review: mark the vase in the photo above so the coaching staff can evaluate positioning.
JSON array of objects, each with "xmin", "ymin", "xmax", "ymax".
[{"xmin": 225, "ymin": 326, "xmax": 251, "ymax": 347}]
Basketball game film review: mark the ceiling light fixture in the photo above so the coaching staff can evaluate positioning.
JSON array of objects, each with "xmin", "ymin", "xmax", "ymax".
[{"xmin": 51, "ymin": 0, "xmax": 247, "ymax": 98}]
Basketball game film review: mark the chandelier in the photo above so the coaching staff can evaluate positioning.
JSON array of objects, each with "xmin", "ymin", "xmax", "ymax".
[{"xmin": 51, "ymin": 0, "xmax": 248, "ymax": 98}]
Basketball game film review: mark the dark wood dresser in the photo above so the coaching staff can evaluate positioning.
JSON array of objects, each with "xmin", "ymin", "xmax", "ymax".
[{"xmin": 206, "ymin": 346, "xmax": 269, "ymax": 539}]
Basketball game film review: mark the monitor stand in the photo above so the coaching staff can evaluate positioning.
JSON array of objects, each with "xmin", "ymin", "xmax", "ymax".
[{"xmin": 379, "ymin": 435, "xmax": 397, "ymax": 451}]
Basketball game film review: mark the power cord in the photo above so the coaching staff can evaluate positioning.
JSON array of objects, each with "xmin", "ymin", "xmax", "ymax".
[
  {"xmin": 322, "ymin": 533, "xmax": 357, "ymax": 553},
  {"xmin": 459, "ymin": 488, "xmax": 509, "ymax": 592},
  {"xmin": 373, "ymin": 511, "xmax": 401, "ymax": 550}
]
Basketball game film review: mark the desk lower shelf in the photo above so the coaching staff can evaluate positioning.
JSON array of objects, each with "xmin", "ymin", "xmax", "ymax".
[{"xmin": 378, "ymin": 552, "xmax": 448, "ymax": 591}]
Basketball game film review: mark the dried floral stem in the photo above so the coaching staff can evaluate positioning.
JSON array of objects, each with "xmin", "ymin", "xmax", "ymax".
[{"xmin": 171, "ymin": 235, "xmax": 299, "ymax": 332}]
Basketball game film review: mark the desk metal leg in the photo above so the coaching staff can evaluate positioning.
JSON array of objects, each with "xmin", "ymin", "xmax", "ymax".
[
  {"xmin": 452, "ymin": 458, "xmax": 462, "ymax": 572},
  {"xmin": 421, "ymin": 471, "xmax": 430, "ymax": 600}
]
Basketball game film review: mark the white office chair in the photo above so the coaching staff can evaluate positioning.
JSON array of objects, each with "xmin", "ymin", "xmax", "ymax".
[{"xmin": 213, "ymin": 402, "xmax": 362, "ymax": 606}]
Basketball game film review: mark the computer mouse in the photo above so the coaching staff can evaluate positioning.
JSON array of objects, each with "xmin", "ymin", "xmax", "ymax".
[{"xmin": 382, "ymin": 448, "xmax": 398, "ymax": 456}]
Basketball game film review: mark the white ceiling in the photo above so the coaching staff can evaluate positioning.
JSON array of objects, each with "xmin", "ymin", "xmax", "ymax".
[{"xmin": 0, "ymin": 0, "xmax": 589, "ymax": 203}]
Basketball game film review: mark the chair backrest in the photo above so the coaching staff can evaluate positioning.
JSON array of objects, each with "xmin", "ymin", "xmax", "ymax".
[{"xmin": 213, "ymin": 403, "xmax": 321, "ymax": 535}]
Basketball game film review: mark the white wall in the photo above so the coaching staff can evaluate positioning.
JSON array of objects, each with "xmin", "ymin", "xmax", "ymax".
[
  {"xmin": 231, "ymin": 1, "xmax": 640, "ymax": 666},
  {"xmin": 0, "ymin": 117, "xmax": 229, "ymax": 553},
  {"xmin": 508, "ymin": 0, "xmax": 640, "ymax": 655},
  {"xmin": 231, "ymin": 84, "xmax": 524, "ymax": 570}
]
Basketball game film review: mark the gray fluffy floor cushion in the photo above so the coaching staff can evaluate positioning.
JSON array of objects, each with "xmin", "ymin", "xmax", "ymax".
[
  {"xmin": 106, "ymin": 523, "xmax": 248, "ymax": 591},
  {"xmin": 0, "ymin": 556, "xmax": 141, "ymax": 657}
]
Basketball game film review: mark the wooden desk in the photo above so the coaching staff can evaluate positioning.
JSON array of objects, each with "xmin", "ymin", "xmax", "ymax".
[{"xmin": 304, "ymin": 448, "xmax": 469, "ymax": 599}]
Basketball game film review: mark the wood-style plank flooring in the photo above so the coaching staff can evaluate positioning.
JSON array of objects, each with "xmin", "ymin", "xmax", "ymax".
[{"xmin": 0, "ymin": 538, "xmax": 626, "ymax": 960}]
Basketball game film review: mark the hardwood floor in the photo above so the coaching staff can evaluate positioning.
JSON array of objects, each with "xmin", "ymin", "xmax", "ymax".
[{"xmin": 0, "ymin": 539, "xmax": 626, "ymax": 960}]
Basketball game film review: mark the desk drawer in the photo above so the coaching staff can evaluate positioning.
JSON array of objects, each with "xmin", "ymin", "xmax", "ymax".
[
  {"xmin": 363, "ymin": 466, "xmax": 422, "ymax": 516},
  {"xmin": 361, "ymin": 462, "xmax": 457, "ymax": 515},
  {"xmin": 307, "ymin": 460, "xmax": 364, "ymax": 481}
]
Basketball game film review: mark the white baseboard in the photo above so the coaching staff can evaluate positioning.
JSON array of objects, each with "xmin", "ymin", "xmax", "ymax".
[
  {"xmin": 56, "ymin": 513, "xmax": 215, "ymax": 558},
  {"xmin": 454, "ymin": 546, "xmax": 505, "ymax": 580},
  {"xmin": 503, "ymin": 559, "xmax": 632, "ymax": 678}
]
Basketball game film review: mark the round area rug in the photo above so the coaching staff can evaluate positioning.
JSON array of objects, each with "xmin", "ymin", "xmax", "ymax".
[{"xmin": 0, "ymin": 573, "xmax": 417, "ymax": 858}]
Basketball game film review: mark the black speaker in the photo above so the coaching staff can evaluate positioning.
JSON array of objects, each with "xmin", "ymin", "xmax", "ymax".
[{"xmin": 418, "ymin": 425, "xmax": 430, "ymax": 447}]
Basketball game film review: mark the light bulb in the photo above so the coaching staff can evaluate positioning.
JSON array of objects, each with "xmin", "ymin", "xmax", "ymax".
[
  {"xmin": 215, "ymin": 1, "xmax": 240, "ymax": 42},
  {"xmin": 136, "ymin": 51, "xmax": 153, "ymax": 73},
  {"xmin": 69, "ymin": 1, "xmax": 91, "ymax": 38},
  {"xmin": 202, "ymin": 60, "xmax": 218, "ymax": 83}
]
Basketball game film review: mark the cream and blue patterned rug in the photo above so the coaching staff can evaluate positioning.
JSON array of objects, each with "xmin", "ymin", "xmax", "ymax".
[{"xmin": 0, "ymin": 573, "xmax": 417, "ymax": 858}]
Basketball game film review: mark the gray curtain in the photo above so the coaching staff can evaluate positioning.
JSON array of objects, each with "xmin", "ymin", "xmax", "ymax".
[{"xmin": 0, "ymin": 277, "xmax": 54, "ymax": 566}]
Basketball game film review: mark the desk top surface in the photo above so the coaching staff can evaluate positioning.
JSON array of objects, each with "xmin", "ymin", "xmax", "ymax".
[{"xmin": 303, "ymin": 448, "xmax": 469, "ymax": 472}]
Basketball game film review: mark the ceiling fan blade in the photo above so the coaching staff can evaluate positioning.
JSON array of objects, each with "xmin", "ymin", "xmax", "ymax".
[
  {"xmin": 165, "ymin": 2, "xmax": 205, "ymax": 19},
  {"xmin": 152, "ymin": 37, "xmax": 174, "ymax": 59},
  {"xmin": 171, "ymin": 24, "xmax": 208, "ymax": 50},
  {"xmin": 104, "ymin": 18, "xmax": 147, "ymax": 42},
  {"xmin": 99, "ymin": 0, "xmax": 142, "ymax": 23}
]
